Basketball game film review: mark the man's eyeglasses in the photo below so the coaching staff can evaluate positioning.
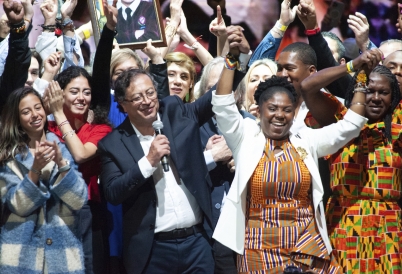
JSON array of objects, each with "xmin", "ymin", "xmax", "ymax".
[{"xmin": 123, "ymin": 90, "xmax": 157, "ymax": 104}]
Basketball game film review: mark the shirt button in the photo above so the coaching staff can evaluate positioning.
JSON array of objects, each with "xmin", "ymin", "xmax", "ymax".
[
  {"xmin": 46, "ymin": 238, "xmax": 52, "ymax": 245},
  {"xmin": 215, "ymin": 203, "xmax": 221, "ymax": 209}
]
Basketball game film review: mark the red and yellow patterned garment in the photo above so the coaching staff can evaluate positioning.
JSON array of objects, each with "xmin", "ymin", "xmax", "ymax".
[
  {"xmin": 326, "ymin": 103, "xmax": 402, "ymax": 274},
  {"xmin": 238, "ymin": 139, "xmax": 340, "ymax": 274}
]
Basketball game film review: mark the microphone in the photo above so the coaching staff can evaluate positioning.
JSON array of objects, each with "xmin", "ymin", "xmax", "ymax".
[{"xmin": 152, "ymin": 120, "xmax": 169, "ymax": 172}]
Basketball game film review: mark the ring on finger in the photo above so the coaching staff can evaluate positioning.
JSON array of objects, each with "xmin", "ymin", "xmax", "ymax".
[{"xmin": 45, "ymin": 157, "xmax": 51, "ymax": 162}]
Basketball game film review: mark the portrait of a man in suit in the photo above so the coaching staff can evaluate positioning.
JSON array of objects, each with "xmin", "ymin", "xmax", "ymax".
[{"xmin": 116, "ymin": 0, "xmax": 161, "ymax": 44}]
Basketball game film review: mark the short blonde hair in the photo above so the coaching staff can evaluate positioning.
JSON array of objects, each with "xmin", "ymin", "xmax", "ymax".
[
  {"xmin": 165, "ymin": 52, "xmax": 196, "ymax": 103},
  {"xmin": 243, "ymin": 58, "xmax": 277, "ymax": 111},
  {"xmin": 110, "ymin": 48, "xmax": 144, "ymax": 77}
]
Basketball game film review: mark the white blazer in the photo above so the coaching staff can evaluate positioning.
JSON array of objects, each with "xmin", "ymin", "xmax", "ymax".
[{"xmin": 211, "ymin": 91, "xmax": 368, "ymax": 255}]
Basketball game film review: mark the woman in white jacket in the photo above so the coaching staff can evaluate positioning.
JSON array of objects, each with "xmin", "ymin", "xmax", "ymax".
[{"xmin": 212, "ymin": 49, "xmax": 369, "ymax": 273}]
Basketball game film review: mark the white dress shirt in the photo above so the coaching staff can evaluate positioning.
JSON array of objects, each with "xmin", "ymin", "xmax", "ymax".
[
  {"xmin": 118, "ymin": 0, "xmax": 141, "ymax": 20},
  {"xmin": 131, "ymin": 121, "xmax": 202, "ymax": 233}
]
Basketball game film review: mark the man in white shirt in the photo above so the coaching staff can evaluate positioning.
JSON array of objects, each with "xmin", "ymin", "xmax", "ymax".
[{"xmin": 98, "ymin": 69, "xmax": 215, "ymax": 274}]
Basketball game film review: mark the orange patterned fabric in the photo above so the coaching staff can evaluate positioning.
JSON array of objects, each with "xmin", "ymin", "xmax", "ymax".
[
  {"xmin": 326, "ymin": 101, "xmax": 402, "ymax": 274},
  {"xmin": 238, "ymin": 139, "xmax": 340, "ymax": 274}
]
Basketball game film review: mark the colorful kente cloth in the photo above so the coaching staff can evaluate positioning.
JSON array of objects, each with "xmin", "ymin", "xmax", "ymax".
[
  {"xmin": 326, "ymin": 102, "xmax": 402, "ymax": 274},
  {"xmin": 238, "ymin": 139, "xmax": 340, "ymax": 274}
]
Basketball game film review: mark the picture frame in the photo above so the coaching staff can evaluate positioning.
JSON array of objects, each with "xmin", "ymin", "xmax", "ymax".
[{"xmin": 87, "ymin": 0, "xmax": 167, "ymax": 49}]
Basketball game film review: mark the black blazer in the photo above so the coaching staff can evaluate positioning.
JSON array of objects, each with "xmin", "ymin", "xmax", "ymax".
[{"xmin": 98, "ymin": 91, "xmax": 214, "ymax": 274}]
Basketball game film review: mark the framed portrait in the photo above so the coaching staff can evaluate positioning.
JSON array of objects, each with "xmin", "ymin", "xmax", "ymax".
[{"xmin": 88, "ymin": 0, "xmax": 167, "ymax": 49}]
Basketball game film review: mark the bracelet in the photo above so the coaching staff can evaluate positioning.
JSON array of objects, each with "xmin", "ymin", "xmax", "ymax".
[
  {"xmin": 346, "ymin": 61, "xmax": 355, "ymax": 73},
  {"xmin": 10, "ymin": 21, "xmax": 26, "ymax": 33},
  {"xmin": 62, "ymin": 130, "xmax": 75, "ymax": 140},
  {"xmin": 24, "ymin": 18, "xmax": 31, "ymax": 24},
  {"xmin": 304, "ymin": 27, "xmax": 320, "ymax": 36},
  {"xmin": 272, "ymin": 29, "xmax": 284, "ymax": 38},
  {"xmin": 62, "ymin": 18, "xmax": 73, "ymax": 26},
  {"xmin": 58, "ymin": 164, "xmax": 71, "ymax": 173},
  {"xmin": 165, "ymin": 24, "xmax": 177, "ymax": 38},
  {"xmin": 82, "ymin": 29, "xmax": 91, "ymax": 40},
  {"xmin": 350, "ymin": 102, "xmax": 366, "ymax": 106},
  {"xmin": 274, "ymin": 21, "xmax": 288, "ymax": 32},
  {"xmin": 224, "ymin": 53, "xmax": 239, "ymax": 70},
  {"xmin": 40, "ymin": 24, "xmax": 57, "ymax": 31},
  {"xmin": 30, "ymin": 167, "xmax": 42, "ymax": 176},
  {"xmin": 353, "ymin": 87, "xmax": 367, "ymax": 93},
  {"xmin": 58, "ymin": 120, "xmax": 70, "ymax": 129}
]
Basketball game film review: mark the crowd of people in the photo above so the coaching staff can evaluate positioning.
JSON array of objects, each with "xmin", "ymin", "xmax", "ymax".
[{"xmin": 0, "ymin": 0, "xmax": 401, "ymax": 273}]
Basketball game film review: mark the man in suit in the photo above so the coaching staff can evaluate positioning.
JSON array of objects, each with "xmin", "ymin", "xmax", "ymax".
[
  {"xmin": 98, "ymin": 69, "xmax": 214, "ymax": 273},
  {"xmin": 116, "ymin": 0, "xmax": 161, "ymax": 44}
]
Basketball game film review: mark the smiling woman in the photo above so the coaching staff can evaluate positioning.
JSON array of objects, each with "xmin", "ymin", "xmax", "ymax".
[
  {"xmin": 45, "ymin": 66, "xmax": 112, "ymax": 273},
  {"xmin": 211, "ymin": 50, "xmax": 368, "ymax": 272},
  {"xmin": 0, "ymin": 87, "xmax": 87, "ymax": 273}
]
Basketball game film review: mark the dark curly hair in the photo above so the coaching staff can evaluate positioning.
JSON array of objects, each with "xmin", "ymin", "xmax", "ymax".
[
  {"xmin": 344, "ymin": 65, "xmax": 400, "ymax": 142},
  {"xmin": 56, "ymin": 66, "xmax": 110, "ymax": 125},
  {"xmin": 254, "ymin": 76, "xmax": 298, "ymax": 107}
]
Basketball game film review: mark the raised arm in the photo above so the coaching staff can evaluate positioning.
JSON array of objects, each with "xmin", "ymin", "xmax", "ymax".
[
  {"xmin": 141, "ymin": 39, "xmax": 169, "ymax": 100},
  {"xmin": 0, "ymin": 0, "xmax": 32, "ymax": 109},
  {"xmin": 160, "ymin": 0, "xmax": 183, "ymax": 58},
  {"xmin": 297, "ymin": 0, "xmax": 350, "ymax": 99},
  {"xmin": 207, "ymin": 0, "xmax": 231, "ymax": 57},
  {"xmin": 249, "ymin": 0, "xmax": 296, "ymax": 65},
  {"xmin": 91, "ymin": 0, "xmax": 117, "ymax": 113},
  {"xmin": 348, "ymin": 12, "xmax": 377, "ymax": 53},
  {"xmin": 177, "ymin": 10, "xmax": 213, "ymax": 66},
  {"xmin": 300, "ymin": 48, "xmax": 383, "ymax": 126},
  {"xmin": 60, "ymin": 0, "xmax": 84, "ymax": 69},
  {"xmin": 35, "ymin": 0, "xmax": 58, "ymax": 62}
]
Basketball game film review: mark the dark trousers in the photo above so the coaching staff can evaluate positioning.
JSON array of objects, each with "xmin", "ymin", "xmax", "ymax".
[
  {"xmin": 143, "ymin": 231, "xmax": 214, "ymax": 274},
  {"xmin": 213, "ymin": 241, "xmax": 237, "ymax": 274}
]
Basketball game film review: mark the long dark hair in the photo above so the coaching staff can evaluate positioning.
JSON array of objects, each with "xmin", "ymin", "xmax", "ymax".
[
  {"xmin": 56, "ymin": 66, "xmax": 110, "ymax": 125},
  {"xmin": 344, "ymin": 66, "xmax": 401, "ymax": 142},
  {"xmin": 0, "ymin": 87, "xmax": 47, "ymax": 165}
]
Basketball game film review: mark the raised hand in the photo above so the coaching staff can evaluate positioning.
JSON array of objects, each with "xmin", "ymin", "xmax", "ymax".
[
  {"xmin": 61, "ymin": 0, "xmax": 77, "ymax": 20},
  {"xmin": 176, "ymin": 9, "xmax": 189, "ymax": 37},
  {"xmin": 352, "ymin": 48, "xmax": 383, "ymax": 72},
  {"xmin": 103, "ymin": 0, "xmax": 117, "ymax": 31},
  {"xmin": 20, "ymin": 0, "xmax": 34, "ymax": 22},
  {"xmin": 207, "ymin": 0, "xmax": 226, "ymax": 11},
  {"xmin": 209, "ymin": 5, "xmax": 227, "ymax": 37},
  {"xmin": 146, "ymin": 135, "xmax": 170, "ymax": 167},
  {"xmin": 44, "ymin": 51, "xmax": 62, "ymax": 76},
  {"xmin": 279, "ymin": 0, "xmax": 298, "ymax": 27},
  {"xmin": 169, "ymin": 0, "xmax": 184, "ymax": 26},
  {"xmin": 47, "ymin": 80, "xmax": 65, "ymax": 115},
  {"xmin": 347, "ymin": 12, "xmax": 370, "ymax": 52},
  {"xmin": 40, "ymin": 0, "xmax": 58, "ymax": 25},
  {"xmin": 3, "ymin": 0, "xmax": 24, "ymax": 24},
  {"xmin": 142, "ymin": 39, "xmax": 163, "ymax": 64},
  {"xmin": 297, "ymin": 0, "xmax": 317, "ymax": 30},
  {"xmin": 226, "ymin": 25, "xmax": 250, "ymax": 56}
]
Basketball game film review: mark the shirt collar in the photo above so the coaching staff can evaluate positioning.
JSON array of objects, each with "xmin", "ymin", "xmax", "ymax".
[{"xmin": 130, "ymin": 113, "xmax": 160, "ymax": 141}]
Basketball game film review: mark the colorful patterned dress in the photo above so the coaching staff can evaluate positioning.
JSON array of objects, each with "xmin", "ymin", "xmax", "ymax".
[
  {"xmin": 238, "ymin": 139, "xmax": 340, "ymax": 274},
  {"xmin": 326, "ymin": 103, "xmax": 402, "ymax": 274}
]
